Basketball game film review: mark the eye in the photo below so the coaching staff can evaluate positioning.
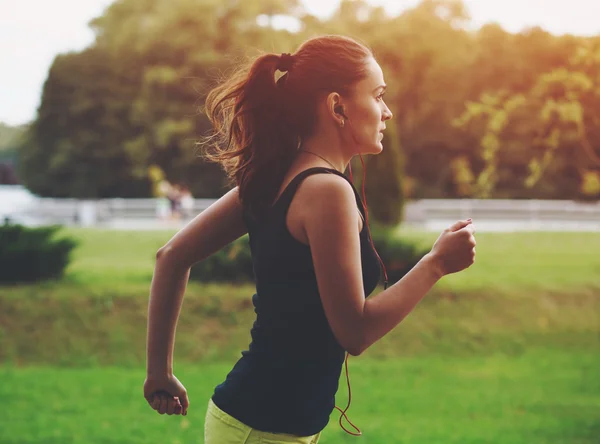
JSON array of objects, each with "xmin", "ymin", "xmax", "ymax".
[{"xmin": 376, "ymin": 92, "xmax": 386, "ymax": 101}]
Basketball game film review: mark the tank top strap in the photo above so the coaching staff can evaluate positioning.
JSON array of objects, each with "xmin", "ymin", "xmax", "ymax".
[{"xmin": 273, "ymin": 167, "xmax": 366, "ymax": 217}]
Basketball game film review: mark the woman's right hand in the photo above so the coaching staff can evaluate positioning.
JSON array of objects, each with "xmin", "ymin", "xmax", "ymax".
[
  {"xmin": 428, "ymin": 219, "xmax": 477, "ymax": 277},
  {"xmin": 143, "ymin": 373, "xmax": 189, "ymax": 416}
]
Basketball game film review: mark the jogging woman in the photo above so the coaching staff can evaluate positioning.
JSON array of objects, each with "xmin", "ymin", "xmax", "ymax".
[{"xmin": 143, "ymin": 35, "xmax": 476, "ymax": 443}]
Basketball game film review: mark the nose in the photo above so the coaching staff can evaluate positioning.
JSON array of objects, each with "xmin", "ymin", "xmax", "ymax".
[{"xmin": 383, "ymin": 104, "xmax": 393, "ymax": 121}]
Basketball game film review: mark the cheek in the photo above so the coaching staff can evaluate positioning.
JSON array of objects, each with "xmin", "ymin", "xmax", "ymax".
[
  {"xmin": 349, "ymin": 102, "xmax": 381, "ymax": 145},
  {"xmin": 362, "ymin": 106, "xmax": 382, "ymax": 136}
]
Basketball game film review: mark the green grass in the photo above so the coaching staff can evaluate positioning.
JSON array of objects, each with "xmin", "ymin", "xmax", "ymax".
[
  {"xmin": 64, "ymin": 229, "xmax": 171, "ymax": 292},
  {"xmin": 395, "ymin": 229, "xmax": 600, "ymax": 293},
  {"xmin": 1, "ymin": 350, "xmax": 598, "ymax": 444},
  {"xmin": 2, "ymin": 277, "xmax": 598, "ymax": 366},
  {"xmin": 54, "ymin": 228, "xmax": 600, "ymax": 294},
  {"xmin": 1, "ymin": 228, "xmax": 599, "ymax": 443},
  {"xmin": 1, "ymin": 228, "xmax": 599, "ymax": 364}
]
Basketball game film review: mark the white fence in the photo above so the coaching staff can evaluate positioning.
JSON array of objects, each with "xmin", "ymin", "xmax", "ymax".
[
  {"xmin": 3, "ymin": 190, "xmax": 599, "ymax": 232},
  {"xmin": 403, "ymin": 199, "xmax": 600, "ymax": 232}
]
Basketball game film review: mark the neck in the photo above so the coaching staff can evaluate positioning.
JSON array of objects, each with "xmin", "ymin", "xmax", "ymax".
[{"xmin": 298, "ymin": 138, "xmax": 350, "ymax": 173}]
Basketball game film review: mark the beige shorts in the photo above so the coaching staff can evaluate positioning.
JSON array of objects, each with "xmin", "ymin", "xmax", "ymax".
[{"xmin": 204, "ymin": 398, "xmax": 321, "ymax": 444}]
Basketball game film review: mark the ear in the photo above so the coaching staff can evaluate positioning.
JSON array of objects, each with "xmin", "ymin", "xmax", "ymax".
[{"xmin": 326, "ymin": 92, "xmax": 345, "ymax": 123}]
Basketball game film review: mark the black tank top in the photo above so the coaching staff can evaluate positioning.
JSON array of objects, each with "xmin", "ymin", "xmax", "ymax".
[{"xmin": 211, "ymin": 167, "xmax": 381, "ymax": 436}]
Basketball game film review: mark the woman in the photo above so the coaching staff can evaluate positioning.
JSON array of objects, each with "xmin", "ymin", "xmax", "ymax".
[{"xmin": 143, "ymin": 35, "xmax": 476, "ymax": 443}]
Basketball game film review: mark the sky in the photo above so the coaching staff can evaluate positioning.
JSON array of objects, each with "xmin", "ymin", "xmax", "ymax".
[{"xmin": 2, "ymin": 0, "xmax": 600, "ymax": 126}]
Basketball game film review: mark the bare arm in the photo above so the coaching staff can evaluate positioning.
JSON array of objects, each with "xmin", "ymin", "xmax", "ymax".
[
  {"xmin": 302, "ymin": 175, "xmax": 475, "ymax": 356},
  {"xmin": 146, "ymin": 187, "xmax": 247, "ymax": 375}
]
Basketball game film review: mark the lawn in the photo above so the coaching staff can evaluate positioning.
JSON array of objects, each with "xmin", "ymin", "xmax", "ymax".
[
  {"xmin": 394, "ymin": 228, "xmax": 600, "ymax": 293},
  {"xmin": 1, "ymin": 228, "xmax": 599, "ymax": 443},
  {"xmin": 1, "ymin": 350, "xmax": 598, "ymax": 444},
  {"xmin": 56, "ymin": 228, "xmax": 600, "ymax": 293}
]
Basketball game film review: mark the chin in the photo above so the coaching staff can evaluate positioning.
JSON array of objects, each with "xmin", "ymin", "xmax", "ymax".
[
  {"xmin": 365, "ymin": 142, "xmax": 384, "ymax": 155},
  {"xmin": 354, "ymin": 140, "xmax": 384, "ymax": 156}
]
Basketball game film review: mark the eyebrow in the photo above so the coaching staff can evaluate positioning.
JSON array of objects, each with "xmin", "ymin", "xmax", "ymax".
[{"xmin": 373, "ymin": 85, "xmax": 387, "ymax": 93}]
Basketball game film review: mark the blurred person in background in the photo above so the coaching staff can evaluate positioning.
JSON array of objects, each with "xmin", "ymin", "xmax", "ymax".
[
  {"xmin": 149, "ymin": 165, "xmax": 174, "ymax": 221},
  {"xmin": 167, "ymin": 183, "xmax": 182, "ymax": 221},
  {"xmin": 143, "ymin": 35, "xmax": 476, "ymax": 443},
  {"xmin": 156, "ymin": 178, "xmax": 172, "ymax": 221},
  {"xmin": 179, "ymin": 185, "xmax": 194, "ymax": 219}
]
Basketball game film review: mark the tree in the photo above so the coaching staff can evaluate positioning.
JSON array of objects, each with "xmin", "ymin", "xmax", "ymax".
[
  {"xmin": 18, "ymin": 0, "xmax": 600, "ymax": 202},
  {"xmin": 453, "ymin": 41, "xmax": 600, "ymax": 200},
  {"xmin": 19, "ymin": 0, "xmax": 307, "ymax": 198},
  {"xmin": 364, "ymin": 119, "xmax": 405, "ymax": 225},
  {"xmin": 18, "ymin": 48, "xmax": 150, "ymax": 198}
]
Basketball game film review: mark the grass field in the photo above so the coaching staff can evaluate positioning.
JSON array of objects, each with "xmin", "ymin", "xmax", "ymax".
[
  {"xmin": 1, "ymin": 351, "xmax": 598, "ymax": 444},
  {"xmin": 41, "ymin": 228, "xmax": 600, "ymax": 293},
  {"xmin": 1, "ymin": 228, "xmax": 599, "ymax": 443}
]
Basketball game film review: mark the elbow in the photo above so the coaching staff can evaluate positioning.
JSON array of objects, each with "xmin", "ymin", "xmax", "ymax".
[
  {"xmin": 156, "ymin": 245, "xmax": 171, "ymax": 261},
  {"xmin": 335, "ymin": 318, "xmax": 370, "ymax": 356},
  {"xmin": 155, "ymin": 244, "xmax": 181, "ymax": 266},
  {"xmin": 156, "ymin": 244, "xmax": 193, "ymax": 272},
  {"xmin": 346, "ymin": 345, "xmax": 364, "ymax": 357},
  {"xmin": 343, "ymin": 331, "xmax": 368, "ymax": 357}
]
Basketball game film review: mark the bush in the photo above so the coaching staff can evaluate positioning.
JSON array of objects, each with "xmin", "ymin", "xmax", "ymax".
[
  {"xmin": 370, "ymin": 227, "xmax": 429, "ymax": 286},
  {"xmin": 189, "ymin": 228, "xmax": 428, "ymax": 286},
  {"xmin": 189, "ymin": 236, "xmax": 254, "ymax": 283},
  {"xmin": 0, "ymin": 223, "xmax": 78, "ymax": 284}
]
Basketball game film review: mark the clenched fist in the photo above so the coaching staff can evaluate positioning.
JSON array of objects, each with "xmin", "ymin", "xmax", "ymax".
[
  {"xmin": 143, "ymin": 373, "xmax": 189, "ymax": 416},
  {"xmin": 429, "ymin": 219, "xmax": 477, "ymax": 276}
]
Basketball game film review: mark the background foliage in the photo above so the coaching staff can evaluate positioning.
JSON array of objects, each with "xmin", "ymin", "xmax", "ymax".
[{"xmin": 2, "ymin": 0, "xmax": 598, "ymax": 224}]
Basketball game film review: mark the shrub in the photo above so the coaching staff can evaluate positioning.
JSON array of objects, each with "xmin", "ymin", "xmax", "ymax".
[
  {"xmin": 0, "ymin": 223, "xmax": 78, "ymax": 284},
  {"xmin": 189, "ymin": 236, "xmax": 254, "ymax": 283},
  {"xmin": 370, "ymin": 227, "xmax": 429, "ymax": 286},
  {"xmin": 189, "ymin": 228, "xmax": 428, "ymax": 286}
]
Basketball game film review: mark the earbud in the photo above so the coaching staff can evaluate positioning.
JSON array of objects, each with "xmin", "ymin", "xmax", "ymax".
[{"xmin": 335, "ymin": 106, "xmax": 348, "ymax": 120}]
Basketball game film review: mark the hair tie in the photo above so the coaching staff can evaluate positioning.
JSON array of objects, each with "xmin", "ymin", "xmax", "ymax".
[{"xmin": 278, "ymin": 53, "xmax": 294, "ymax": 72}]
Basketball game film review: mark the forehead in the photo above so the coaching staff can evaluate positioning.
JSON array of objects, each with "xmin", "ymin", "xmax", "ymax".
[{"xmin": 354, "ymin": 57, "xmax": 385, "ymax": 93}]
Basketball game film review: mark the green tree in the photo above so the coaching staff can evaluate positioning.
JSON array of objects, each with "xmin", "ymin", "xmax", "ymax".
[
  {"xmin": 19, "ymin": 0, "xmax": 307, "ymax": 198},
  {"xmin": 18, "ymin": 0, "xmax": 600, "ymax": 203},
  {"xmin": 364, "ymin": 119, "xmax": 405, "ymax": 225},
  {"xmin": 18, "ymin": 48, "xmax": 149, "ymax": 198},
  {"xmin": 453, "ymin": 41, "xmax": 600, "ymax": 200}
]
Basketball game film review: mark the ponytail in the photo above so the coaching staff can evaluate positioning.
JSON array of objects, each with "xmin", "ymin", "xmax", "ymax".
[{"xmin": 201, "ymin": 53, "xmax": 298, "ymax": 217}]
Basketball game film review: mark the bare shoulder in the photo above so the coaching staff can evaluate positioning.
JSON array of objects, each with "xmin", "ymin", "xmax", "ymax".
[
  {"xmin": 295, "ymin": 172, "xmax": 356, "ymax": 212},
  {"xmin": 293, "ymin": 172, "xmax": 359, "ymax": 231}
]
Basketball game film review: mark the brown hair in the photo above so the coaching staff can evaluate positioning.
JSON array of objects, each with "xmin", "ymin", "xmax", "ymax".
[{"xmin": 200, "ymin": 35, "xmax": 373, "ymax": 217}]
